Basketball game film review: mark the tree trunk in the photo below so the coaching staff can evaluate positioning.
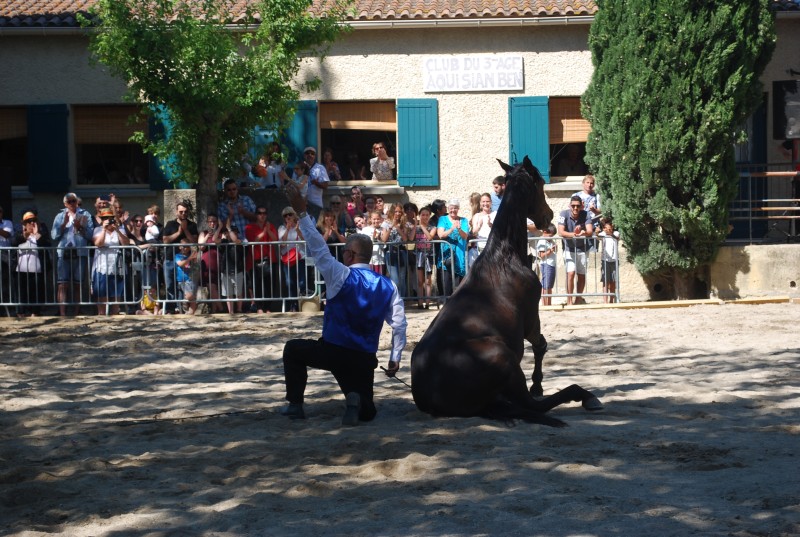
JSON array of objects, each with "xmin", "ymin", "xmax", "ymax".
[
  {"xmin": 672, "ymin": 267, "xmax": 710, "ymax": 300},
  {"xmin": 196, "ymin": 132, "xmax": 219, "ymax": 226}
]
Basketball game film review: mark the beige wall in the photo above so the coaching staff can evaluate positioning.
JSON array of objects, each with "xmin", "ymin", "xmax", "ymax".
[{"xmin": 297, "ymin": 25, "xmax": 593, "ymax": 213}]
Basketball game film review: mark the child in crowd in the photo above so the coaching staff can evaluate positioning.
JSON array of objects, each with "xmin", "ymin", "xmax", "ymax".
[
  {"xmin": 598, "ymin": 219, "xmax": 620, "ymax": 303},
  {"xmin": 536, "ymin": 224, "xmax": 558, "ymax": 306},
  {"xmin": 174, "ymin": 240, "xmax": 199, "ymax": 314},
  {"xmin": 144, "ymin": 214, "xmax": 160, "ymax": 241},
  {"xmin": 136, "ymin": 287, "xmax": 161, "ymax": 315},
  {"xmin": 414, "ymin": 206, "xmax": 437, "ymax": 308},
  {"xmin": 359, "ymin": 210, "xmax": 387, "ymax": 274},
  {"xmin": 352, "ymin": 214, "xmax": 365, "ymax": 232}
]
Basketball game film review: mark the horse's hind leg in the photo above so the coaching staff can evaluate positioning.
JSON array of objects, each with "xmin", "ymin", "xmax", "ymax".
[{"xmin": 530, "ymin": 334, "xmax": 547, "ymax": 397}]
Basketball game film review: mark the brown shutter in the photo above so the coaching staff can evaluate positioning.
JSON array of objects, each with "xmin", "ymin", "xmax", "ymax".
[
  {"xmin": 73, "ymin": 105, "xmax": 146, "ymax": 144},
  {"xmin": 549, "ymin": 97, "xmax": 591, "ymax": 144},
  {"xmin": 319, "ymin": 101, "xmax": 397, "ymax": 131},
  {"xmin": 0, "ymin": 108, "xmax": 27, "ymax": 140}
]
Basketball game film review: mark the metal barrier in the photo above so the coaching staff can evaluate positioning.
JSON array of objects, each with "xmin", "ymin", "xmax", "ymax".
[
  {"xmin": 728, "ymin": 168, "xmax": 800, "ymax": 243},
  {"xmin": 0, "ymin": 235, "xmax": 620, "ymax": 317}
]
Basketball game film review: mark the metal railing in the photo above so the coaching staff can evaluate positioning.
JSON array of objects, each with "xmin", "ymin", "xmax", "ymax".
[
  {"xmin": 0, "ymin": 235, "xmax": 620, "ymax": 316},
  {"xmin": 728, "ymin": 166, "xmax": 800, "ymax": 243}
]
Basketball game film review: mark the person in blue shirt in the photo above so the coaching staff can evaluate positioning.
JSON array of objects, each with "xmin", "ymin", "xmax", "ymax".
[{"xmin": 280, "ymin": 181, "xmax": 407, "ymax": 426}]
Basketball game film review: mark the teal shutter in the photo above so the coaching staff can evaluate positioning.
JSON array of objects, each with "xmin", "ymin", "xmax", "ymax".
[
  {"xmin": 285, "ymin": 100, "xmax": 318, "ymax": 165},
  {"xmin": 148, "ymin": 105, "xmax": 173, "ymax": 190},
  {"xmin": 508, "ymin": 96, "xmax": 550, "ymax": 183},
  {"xmin": 27, "ymin": 105, "xmax": 69, "ymax": 193},
  {"xmin": 397, "ymin": 99, "xmax": 439, "ymax": 187}
]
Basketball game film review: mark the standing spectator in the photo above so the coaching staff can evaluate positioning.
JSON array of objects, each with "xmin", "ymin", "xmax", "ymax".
[
  {"xmin": 556, "ymin": 143, "xmax": 588, "ymax": 176},
  {"xmin": 381, "ymin": 203, "xmax": 413, "ymax": 298},
  {"xmin": 403, "ymin": 202, "xmax": 420, "ymax": 299},
  {"xmin": 216, "ymin": 213, "xmax": 246, "ymax": 314},
  {"xmin": 322, "ymin": 147, "xmax": 342, "ymax": 181},
  {"xmin": 363, "ymin": 196, "xmax": 378, "ymax": 220},
  {"xmin": 147, "ymin": 204, "xmax": 161, "ymax": 225},
  {"xmin": 300, "ymin": 146, "xmax": 329, "ymax": 220},
  {"xmin": 359, "ymin": 211, "xmax": 387, "ymax": 275},
  {"xmin": 278, "ymin": 206, "xmax": 306, "ymax": 312},
  {"xmin": 52, "ymin": 193, "xmax": 94, "ymax": 316},
  {"xmin": 218, "ymin": 178, "xmax": 257, "ymax": 234},
  {"xmin": 347, "ymin": 186, "xmax": 366, "ymax": 219},
  {"xmin": 162, "ymin": 201, "xmax": 199, "ymax": 314},
  {"xmin": 329, "ymin": 195, "xmax": 353, "ymax": 234},
  {"xmin": 470, "ymin": 192, "xmax": 493, "ymax": 253},
  {"xmin": 490, "ymin": 175, "xmax": 506, "ymax": 212},
  {"xmin": 0, "ymin": 205, "xmax": 14, "ymax": 309},
  {"xmin": 375, "ymin": 195, "xmax": 389, "ymax": 219},
  {"xmin": 370, "ymin": 142, "xmax": 395, "ymax": 181},
  {"xmin": 265, "ymin": 143, "xmax": 285, "ymax": 189},
  {"xmin": 279, "ymin": 180, "xmax": 407, "ymax": 426},
  {"xmin": 536, "ymin": 224, "xmax": 558, "ymax": 306},
  {"xmin": 13, "ymin": 212, "xmax": 51, "ymax": 317},
  {"xmin": 174, "ymin": 240, "xmax": 199, "ymax": 314},
  {"xmin": 352, "ymin": 215, "xmax": 366, "ymax": 232},
  {"xmin": 112, "ymin": 197, "xmax": 135, "ymax": 308},
  {"xmin": 558, "ymin": 195, "xmax": 594, "ymax": 305},
  {"xmin": 429, "ymin": 199, "xmax": 447, "ymax": 299},
  {"xmin": 436, "ymin": 199, "xmax": 469, "ymax": 295},
  {"xmin": 92, "ymin": 207, "xmax": 130, "ymax": 315},
  {"xmin": 573, "ymin": 174, "xmax": 602, "ymax": 230},
  {"xmin": 345, "ymin": 151, "xmax": 366, "ymax": 181},
  {"xmin": 414, "ymin": 206, "xmax": 437, "ymax": 309},
  {"xmin": 245, "ymin": 205, "xmax": 279, "ymax": 313},
  {"xmin": 318, "ymin": 209, "xmax": 346, "ymax": 261},
  {"xmin": 282, "ymin": 161, "xmax": 309, "ymax": 200},
  {"xmin": 198, "ymin": 214, "xmax": 223, "ymax": 313},
  {"xmin": 599, "ymin": 219, "xmax": 620, "ymax": 303}
]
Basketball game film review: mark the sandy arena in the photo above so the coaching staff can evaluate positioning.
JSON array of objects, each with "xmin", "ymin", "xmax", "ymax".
[{"xmin": 1, "ymin": 302, "xmax": 798, "ymax": 536}]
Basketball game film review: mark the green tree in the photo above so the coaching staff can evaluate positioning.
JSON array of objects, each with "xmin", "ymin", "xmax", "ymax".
[
  {"xmin": 583, "ymin": 0, "xmax": 775, "ymax": 298},
  {"xmin": 81, "ymin": 0, "xmax": 348, "ymax": 216}
]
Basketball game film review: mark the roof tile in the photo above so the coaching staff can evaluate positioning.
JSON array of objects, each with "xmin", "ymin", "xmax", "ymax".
[{"xmin": 1, "ymin": 0, "xmax": 798, "ymax": 29}]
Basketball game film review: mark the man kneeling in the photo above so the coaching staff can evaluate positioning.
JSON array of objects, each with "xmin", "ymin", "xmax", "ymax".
[{"xmin": 281, "ymin": 182, "xmax": 407, "ymax": 426}]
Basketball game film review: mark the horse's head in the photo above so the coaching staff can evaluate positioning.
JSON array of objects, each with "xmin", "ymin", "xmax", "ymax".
[{"xmin": 497, "ymin": 156, "xmax": 553, "ymax": 230}]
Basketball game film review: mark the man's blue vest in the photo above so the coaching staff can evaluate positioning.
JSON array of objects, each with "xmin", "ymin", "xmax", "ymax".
[{"xmin": 322, "ymin": 268, "xmax": 396, "ymax": 354}]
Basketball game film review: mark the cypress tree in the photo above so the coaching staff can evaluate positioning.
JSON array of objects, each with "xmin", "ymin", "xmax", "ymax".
[{"xmin": 583, "ymin": 0, "xmax": 775, "ymax": 298}]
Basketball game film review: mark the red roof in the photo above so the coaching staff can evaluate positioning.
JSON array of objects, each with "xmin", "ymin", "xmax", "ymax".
[{"xmin": 1, "ymin": 0, "xmax": 598, "ymax": 28}]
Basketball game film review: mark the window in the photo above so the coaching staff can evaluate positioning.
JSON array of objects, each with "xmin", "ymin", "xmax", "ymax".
[
  {"xmin": 548, "ymin": 97, "xmax": 591, "ymax": 177},
  {"xmin": 283, "ymin": 99, "xmax": 440, "ymax": 187},
  {"xmin": 73, "ymin": 105, "xmax": 149, "ymax": 185},
  {"xmin": 508, "ymin": 96, "xmax": 591, "ymax": 182},
  {"xmin": 319, "ymin": 101, "xmax": 397, "ymax": 182},
  {"xmin": 0, "ymin": 107, "xmax": 28, "ymax": 187}
]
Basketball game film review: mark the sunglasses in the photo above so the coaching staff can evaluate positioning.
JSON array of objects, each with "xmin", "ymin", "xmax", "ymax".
[
  {"xmin": 66, "ymin": 199, "xmax": 78, "ymax": 204},
  {"xmin": 257, "ymin": 211, "xmax": 268, "ymax": 215},
  {"xmin": 134, "ymin": 219, "xmax": 144, "ymax": 224},
  {"xmin": 571, "ymin": 204, "xmax": 583, "ymax": 208}
]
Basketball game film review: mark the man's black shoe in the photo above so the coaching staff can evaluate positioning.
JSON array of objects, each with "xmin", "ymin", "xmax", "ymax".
[
  {"xmin": 342, "ymin": 392, "xmax": 361, "ymax": 426},
  {"xmin": 280, "ymin": 403, "xmax": 305, "ymax": 420}
]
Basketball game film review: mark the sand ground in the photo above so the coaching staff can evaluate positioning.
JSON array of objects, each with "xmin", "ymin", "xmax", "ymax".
[{"xmin": 1, "ymin": 302, "xmax": 798, "ymax": 536}]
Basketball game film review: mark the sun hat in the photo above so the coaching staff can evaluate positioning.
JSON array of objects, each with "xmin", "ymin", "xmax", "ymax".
[
  {"xmin": 282, "ymin": 206, "xmax": 297, "ymax": 217},
  {"xmin": 144, "ymin": 215, "xmax": 157, "ymax": 225},
  {"xmin": 98, "ymin": 208, "xmax": 114, "ymax": 218},
  {"xmin": 22, "ymin": 211, "xmax": 37, "ymax": 222},
  {"xmin": 304, "ymin": 146, "xmax": 316, "ymax": 154}
]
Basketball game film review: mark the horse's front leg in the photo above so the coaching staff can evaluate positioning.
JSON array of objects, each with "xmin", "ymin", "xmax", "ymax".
[{"xmin": 529, "ymin": 333, "xmax": 547, "ymax": 397}]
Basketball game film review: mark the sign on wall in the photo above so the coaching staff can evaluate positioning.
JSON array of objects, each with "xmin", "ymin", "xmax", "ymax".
[{"xmin": 422, "ymin": 55, "xmax": 524, "ymax": 93}]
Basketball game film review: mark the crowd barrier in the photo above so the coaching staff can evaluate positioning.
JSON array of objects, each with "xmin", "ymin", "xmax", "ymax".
[{"xmin": 0, "ymin": 235, "xmax": 619, "ymax": 316}]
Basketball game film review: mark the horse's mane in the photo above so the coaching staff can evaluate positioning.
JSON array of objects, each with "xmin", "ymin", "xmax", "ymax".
[{"xmin": 476, "ymin": 163, "xmax": 535, "ymax": 270}]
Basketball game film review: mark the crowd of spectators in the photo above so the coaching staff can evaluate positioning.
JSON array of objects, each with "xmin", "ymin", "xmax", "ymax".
[{"xmin": 0, "ymin": 163, "xmax": 618, "ymax": 316}]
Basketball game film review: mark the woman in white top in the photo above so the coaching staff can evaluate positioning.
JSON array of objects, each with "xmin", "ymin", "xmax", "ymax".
[
  {"xmin": 359, "ymin": 211, "xmax": 388, "ymax": 274},
  {"xmin": 369, "ymin": 142, "xmax": 395, "ymax": 181},
  {"xmin": 92, "ymin": 207, "xmax": 130, "ymax": 315},
  {"xmin": 470, "ymin": 193, "xmax": 493, "ymax": 252},
  {"xmin": 278, "ymin": 206, "xmax": 306, "ymax": 310}
]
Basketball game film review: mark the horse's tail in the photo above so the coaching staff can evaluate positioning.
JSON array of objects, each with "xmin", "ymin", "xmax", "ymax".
[{"xmin": 481, "ymin": 399, "xmax": 567, "ymax": 428}]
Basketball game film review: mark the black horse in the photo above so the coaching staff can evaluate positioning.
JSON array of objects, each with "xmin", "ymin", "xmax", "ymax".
[{"xmin": 410, "ymin": 157, "xmax": 602, "ymax": 427}]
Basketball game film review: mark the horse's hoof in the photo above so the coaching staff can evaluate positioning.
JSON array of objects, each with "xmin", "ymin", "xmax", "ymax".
[
  {"xmin": 530, "ymin": 386, "xmax": 544, "ymax": 398},
  {"xmin": 582, "ymin": 396, "xmax": 603, "ymax": 411}
]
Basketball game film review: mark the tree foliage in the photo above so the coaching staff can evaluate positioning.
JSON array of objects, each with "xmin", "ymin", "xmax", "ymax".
[
  {"xmin": 81, "ymin": 0, "xmax": 349, "ymax": 214},
  {"xmin": 583, "ymin": 0, "xmax": 775, "ymax": 297}
]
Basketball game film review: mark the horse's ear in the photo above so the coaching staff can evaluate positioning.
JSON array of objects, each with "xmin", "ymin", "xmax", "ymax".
[
  {"xmin": 521, "ymin": 156, "xmax": 544, "ymax": 183},
  {"xmin": 522, "ymin": 155, "xmax": 533, "ymax": 168},
  {"xmin": 497, "ymin": 158, "xmax": 512, "ymax": 173}
]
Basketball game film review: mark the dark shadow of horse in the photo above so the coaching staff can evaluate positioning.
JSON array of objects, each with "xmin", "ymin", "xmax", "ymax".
[{"xmin": 410, "ymin": 156, "xmax": 602, "ymax": 427}]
